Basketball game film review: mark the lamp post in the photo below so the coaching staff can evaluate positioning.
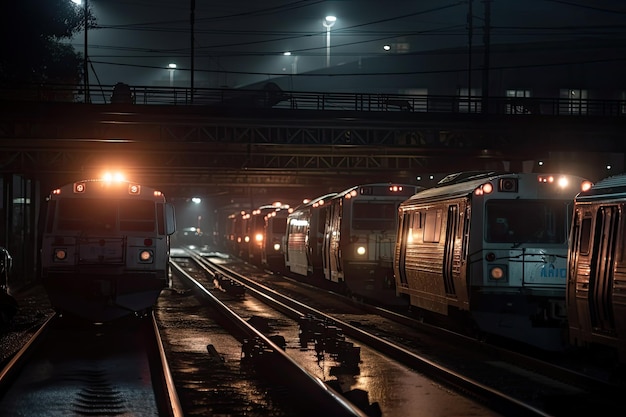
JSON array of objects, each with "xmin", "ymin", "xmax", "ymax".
[
  {"xmin": 283, "ymin": 51, "xmax": 298, "ymax": 74},
  {"xmin": 71, "ymin": 0, "xmax": 89, "ymax": 102},
  {"xmin": 322, "ymin": 15, "xmax": 336, "ymax": 68},
  {"xmin": 168, "ymin": 63, "xmax": 177, "ymax": 87}
]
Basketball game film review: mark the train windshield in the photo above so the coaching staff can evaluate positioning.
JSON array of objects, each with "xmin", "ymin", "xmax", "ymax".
[
  {"xmin": 272, "ymin": 219, "xmax": 287, "ymax": 233},
  {"xmin": 56, "ymin": 198, "xmax": 156, "ymax": 232},
  {"xmin": 485, "ymin": 199, "xmax": 568, "ymax": 244},
  {"xmin": 352, "ymin": 202, "xmax": 397, "ymax": 230}
]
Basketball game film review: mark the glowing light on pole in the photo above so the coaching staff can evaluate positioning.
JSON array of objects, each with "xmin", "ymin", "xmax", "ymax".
[
  {"xmin": 168, "ymin": 63, "xmax": 177, "ymax": 87},
  {"xmin": 71, "ymin": 0, "xmax": 89, "ymax": 102},
  {"xmin": 283, "ymin": 51, "xmax": 298, "ymax": 74},
  {"xmin": 322, "ymin": 16, "xmax": 336, "ymax": 68}
]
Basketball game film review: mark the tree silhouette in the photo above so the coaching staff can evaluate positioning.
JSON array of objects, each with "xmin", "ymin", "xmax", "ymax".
[{"xmin": 0, "ymin": 0, "xmax": 95, "ymax": 89}]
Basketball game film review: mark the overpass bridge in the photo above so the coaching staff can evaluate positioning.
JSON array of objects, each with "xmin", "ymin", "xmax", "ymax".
[
  {"xmin": 1, "ymin": 86, "xmax": 625, "ymax": 286},
  {"xmin": 2, "ymin": 86, "xmax": 625, "ymax": 210}
]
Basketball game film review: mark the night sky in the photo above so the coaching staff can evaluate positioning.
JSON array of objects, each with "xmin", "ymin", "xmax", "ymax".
[{"xmin": 69, "ymin": 0, "xmax": 626, "ymax": 89}]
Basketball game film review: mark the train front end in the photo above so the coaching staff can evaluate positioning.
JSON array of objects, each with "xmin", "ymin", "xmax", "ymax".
[
  {"xmin": 41, "ymin": 176, "xmax": 176, "ymax": 322},
  {"xmin": 470, "ymin": 174, "xmax": 592, "ymax": 350}
]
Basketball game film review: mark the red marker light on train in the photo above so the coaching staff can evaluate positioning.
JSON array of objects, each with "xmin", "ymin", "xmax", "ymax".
[
  {"xmin": 485, "ymin": 252, "xmax": 496, "ymax": 262},
  {"xmin": 128, "ymin": 184, "xmax": 141, "ymax": 195},
  {"xmin": 581, "ymin": 181, "xmax": 593, "ymax": 192},
  {"xmin": 54, "ymin": 249, "xmax": 67, "ymax": 261},
  {"xmin": 474, "ymin": 183, "xmax": 494, "ymax": 196},
  {"xmin": 490, "ymin": 267, "xmax": 504, "ymax": 280},
  {"xmin": 73, "ymin": 182, "xmax": 86, "ymax": 193},
  {"xmin": 144, "ymin": 238, "xmax": 153, "ymax": 246},
  {"xmin": 139, "ymin": 250, "xmax": 153, "ymax": 262}
]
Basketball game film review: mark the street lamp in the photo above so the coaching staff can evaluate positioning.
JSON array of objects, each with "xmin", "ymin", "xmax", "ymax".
[
  {"xmin": 168, "ymin": 63, "xmax": 177, "ymax": 87},
  {"xmin": 71, "ymin": 0, "xmax": 89, "ymax": 102},
  {"xmin": 322, "ymin": 15, "xmax": 336, "ymax": 68},
  {"xmin": 283, "ymin": 51, "xmax": 298, "ymax": 74}
]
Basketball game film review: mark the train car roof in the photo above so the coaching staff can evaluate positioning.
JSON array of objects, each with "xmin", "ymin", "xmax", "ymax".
[
  {"xmin": 332, "ymin": 182, "xmax": 421, "ymax": 199},
  {"xmin": 576, "ymin": 172, "xmax": 626, "ymax": 201},
  {"xmin": 49, "ymin": 178, "xmax": 166, "ymax": 199},
  {"xmin": 405, "ymin": 171, "xmax": 590, "ymax": 205},
  {"xmin": 403, "ymin": 172, "xmax": 506, "ymax": 203},
  {"xmin": 289, "ymin": 192, "xmax": 338, "ymax": 212}
]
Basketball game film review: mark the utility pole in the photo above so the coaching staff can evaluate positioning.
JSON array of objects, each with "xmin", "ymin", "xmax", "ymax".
[
  {"xmin": 467, "ymin": 0, "xmax": 473, "ymax": 111},
  {"xmin": 190, "ymin": 0, "xmax": 195, "ymax": 103},
  {"xmin": 482, "ymin": 0, "xmax": 491, "ymax": 113},
  {"xmin": 84, "ymin": 0, "xmax": 90, "ymax": 103}
]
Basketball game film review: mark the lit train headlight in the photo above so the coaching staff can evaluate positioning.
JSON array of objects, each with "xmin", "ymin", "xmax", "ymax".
[
  {"xmin": 273, "ymin": 243, "xmax": 281, "ymax": 251},
  {"xmin": 489, "ymin": 265, "xmax": 507, "ymax": 281},
  {"xmin": 356, "ymin": 246, "xmax": 366, "ymax": 256},
  {"xmin": 139, "ymin": 249, "xmax": 154, "ymax": 263},
  {"xmin": 54, "ymin": 248, "xmax": 67, "ymax": 261}
]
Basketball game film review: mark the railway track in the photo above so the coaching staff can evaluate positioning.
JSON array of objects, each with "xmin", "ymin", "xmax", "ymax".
[
  {"xmin": 3, "ymin": 246, "xmax": 621, "ymax": 416},
  {"xmin": 178, "ymin": 246, "xmax": 625, "ymax": 417},
  {"xmin": 0, "ymin": 312, "xmax": 181, "ymax": 416}
]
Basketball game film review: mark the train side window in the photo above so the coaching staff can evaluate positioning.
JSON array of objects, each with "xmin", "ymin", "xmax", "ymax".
[
  {"xmin": 579, "ymin": 217, "xmax": 592, "ymax": 255},
  {"xmin": 461, "ymin": 205, "xmax": 470, "ymax": 260},
  {"xmin": 620, "ymin": 212, "xmax": 626, "ymax": 263},
  {"xmin": 424, "ymin": 209, "xmax": 442, "ymax": 243}
]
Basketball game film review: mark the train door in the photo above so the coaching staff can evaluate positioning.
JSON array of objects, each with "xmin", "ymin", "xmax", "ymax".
[
  {"xmin": 588, "ymin": 206, "xmax": 618, "ymax": 336},
  {"xmin": 396, "ymin": 211, "xmax": 412, "ymax": 286},
  {"xmin": 443, "ymin": 204, "xmax": 458, "ymax": 296},
  {"xmin": 323, "ymin": 198, "xmax": 343, "ymax": 283}
]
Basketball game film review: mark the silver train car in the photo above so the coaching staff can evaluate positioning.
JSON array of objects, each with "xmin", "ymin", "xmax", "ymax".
[
  {"xmin": 284, "ymin": 193, "xmax": 337, "ymax": 278},
  {"xmin": 394, "ymin": 172, "xmax": 592, "ymax": 350},
  {"xmin": 261, "ymin": 204, "xmax": 292, "ymax": 270},
  {"xmin": 41, "ymin": 176, "xmax": 176, "ymax": 322},
  {"xmin": 246, "ymin": 202, "xmax": 291, "ymax": 266},
  {"xmin": 323, "ymin": 183, "xmax": 420, "ymax": 305},
  {"xmin": 225, "ymin": 210, "xmax": 248, "ymax": 258},
  {"xmin": 568, "ymin": 173, "xmax": 626, "ymax": 364}
]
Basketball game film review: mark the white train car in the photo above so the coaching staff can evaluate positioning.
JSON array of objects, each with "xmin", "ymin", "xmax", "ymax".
[
  {"xmin": 284, "ymin": 193, "xmax": 337, "ymax": 278},
  {"xmin": 568, "ymin": 173, "xmax": 626, "ymax": 364},
  {"xmin": 41, "ymin": 175, "xmax": 176, "ymax": 322},
  {"xmin": 244, "ymin": 202, "xmax": 290, "ymax": 265},
  {"xmin": 395, "ymin": 171, "xmax": 592, "ymax": 350},
  {"xmin": 323, "ymin": 183, "xmax": 420, "ymax": 305}
]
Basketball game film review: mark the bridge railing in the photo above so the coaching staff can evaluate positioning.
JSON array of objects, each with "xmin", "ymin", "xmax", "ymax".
[{"xmin": 1, "ymin": 83, "xmax": 624, "ymax": 117}]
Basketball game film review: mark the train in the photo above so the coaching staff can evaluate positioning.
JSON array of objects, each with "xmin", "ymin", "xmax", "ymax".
[
  {"xmin": 246, "ymin": 202, "xmax": 291, "ymax": 266},
  {"xmin": 393, "ymin": 171, "xmax": 593, "ymax": 351},
  {"xmin": 0, "ymin": 247, "xmax": 17, "ymax": 327},
  {"xmin": 322, "ymin": 183, "xmax": 422, "ymax": 305},
  {"xmin": 41, "ymin": 175, "xmax": 176, "ymax": 322},
  {"xmin": 261, "ymin": 204, "xmax": 292, "ymax": 270},
  {"xmin": 225, "ymin": 211, "xmax": 247, "ymax": 257},
  {"xmin": 284, "ymin": 193, "xmax": 337, "ymax": 279},
  {"xmin": 220, "ymin": 172, "xmax": 626, "ymax": 363},
  {"xmin": 568, "ymin": 173, "xmax": 626, "ymax": 364},
  {"xmin": 282, "ymin": 184, "xmax": 420, "ymax": 305}
]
